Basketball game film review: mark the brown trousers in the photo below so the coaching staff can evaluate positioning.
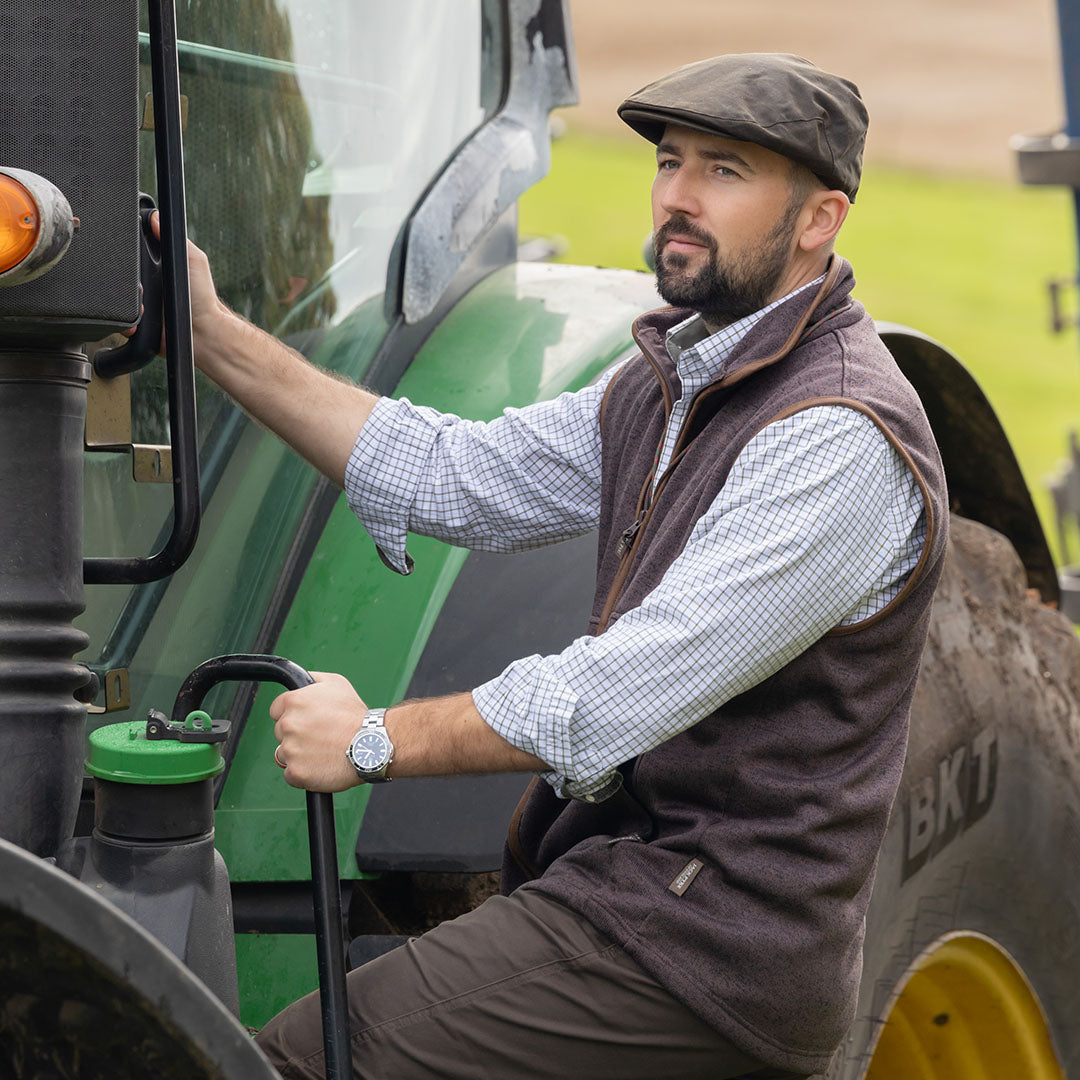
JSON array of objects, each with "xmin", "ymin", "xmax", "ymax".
[{"xmin": 256, "ymin": 888, "xmax": 810, "ymax": 1080}]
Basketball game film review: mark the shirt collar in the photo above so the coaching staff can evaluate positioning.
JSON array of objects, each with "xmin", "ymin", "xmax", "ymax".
[{"xmin": 665, "ymin": 274, "xmax": 826, "ymax": 389}]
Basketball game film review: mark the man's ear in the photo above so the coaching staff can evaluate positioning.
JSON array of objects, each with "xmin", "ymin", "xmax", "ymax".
[{"xmin": 797, "ymin": 190, "xmax": 850, "ymax": 253}]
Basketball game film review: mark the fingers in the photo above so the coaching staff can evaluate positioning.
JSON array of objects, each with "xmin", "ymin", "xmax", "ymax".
[
  {"xmin": 147, "ymin": 209, "xmax": 212, "ymax": 290},
  {"xmin": 269, "ymin": 688, "xmax": 287, "ymax": 722},
  {"xmin": 267, "ymin": 678, "xmax": 367, "ymax": 793}
]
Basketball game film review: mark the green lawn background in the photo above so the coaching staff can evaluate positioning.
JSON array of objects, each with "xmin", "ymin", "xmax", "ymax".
[{"xmin": 519, "ymin": 129, "xmax": 1080, "ymax": 566}]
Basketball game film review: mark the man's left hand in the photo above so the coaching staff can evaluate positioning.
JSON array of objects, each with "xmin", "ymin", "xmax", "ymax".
[{"xmin": 270, "ymin": 672, "xmax": 367, "ymax": 792}]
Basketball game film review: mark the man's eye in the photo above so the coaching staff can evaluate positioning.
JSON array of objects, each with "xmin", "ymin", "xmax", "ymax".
[{"xmin": 657, "ymin": 159, "xmax": 678, "ymax": 171}]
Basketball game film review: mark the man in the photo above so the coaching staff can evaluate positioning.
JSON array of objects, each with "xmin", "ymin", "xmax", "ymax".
[{"xmin": 176, "ymin": 53, "xmax": 947, "ymax": 1080}]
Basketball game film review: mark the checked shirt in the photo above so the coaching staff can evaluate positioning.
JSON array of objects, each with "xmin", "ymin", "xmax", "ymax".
[{"xmin": 345, "ymin": 281, "xmax": 926, "ymax": 800}]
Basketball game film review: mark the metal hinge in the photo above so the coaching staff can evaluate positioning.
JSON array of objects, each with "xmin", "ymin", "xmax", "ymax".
[
  {"xmin": 85, "ymin": 366, "xmax": 173, "ymax": 482},
  {"xmin": 132, "ymin": 444, "xmax": 172, "ymax": 483},
  {"xmin": 84, "ymin": 668, "xmax": 131, "ymax": 714}
]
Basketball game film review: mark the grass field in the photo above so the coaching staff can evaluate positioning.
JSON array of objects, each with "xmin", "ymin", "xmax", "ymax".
[{"xmin": 519, "ymin": 130, "xmax": 1080, "ymax": 565}]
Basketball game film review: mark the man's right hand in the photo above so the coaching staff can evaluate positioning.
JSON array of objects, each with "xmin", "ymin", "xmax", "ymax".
[
  {"xmin": 138, "ymin": 211, "xmax": 380, "ymax": 489},
  {"xmin": 147, "ymin": 209, "xmax": 227, "ymax": 356}
]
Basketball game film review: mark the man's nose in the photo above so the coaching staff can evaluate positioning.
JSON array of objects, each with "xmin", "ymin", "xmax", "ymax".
[{"xmin": 658, "ymin": 169, "xmax": 701, "ymax": 218}]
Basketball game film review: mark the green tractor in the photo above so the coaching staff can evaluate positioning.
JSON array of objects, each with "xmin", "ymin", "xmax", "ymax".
[{"xmin": 1, "ymin": 0, "xmax": 1079, "ymax": 1076}]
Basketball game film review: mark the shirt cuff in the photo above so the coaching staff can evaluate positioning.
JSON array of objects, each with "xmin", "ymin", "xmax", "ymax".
[
  {"xmin": 344, "ymin": 396, "xmax": 449, "ymax": 575},
  {"xmin": 472, "ymin": 660, "xmax": 622, "ymax": 802}
]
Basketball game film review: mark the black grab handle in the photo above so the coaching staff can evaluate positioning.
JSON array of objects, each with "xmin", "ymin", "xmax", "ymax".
[
  {"xmin": 92, "ymin": 195, "xmax": 163, "ymax": 378},
  {"xmin": 172, "ymin": 654, "xmax": 353, "ymax": 1080},
  {"xmin": 84, "ymin": 0, "xmax": 200, "ymax": 585}
]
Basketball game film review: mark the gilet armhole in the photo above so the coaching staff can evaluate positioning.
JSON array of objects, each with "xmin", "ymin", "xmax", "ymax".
[{"xmin": 750, "ymin": 396, "xmax": 937, "ymax": 636}]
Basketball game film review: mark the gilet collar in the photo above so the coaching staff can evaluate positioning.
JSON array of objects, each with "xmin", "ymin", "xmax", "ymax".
[{"xmin": 632, "ymin": 255, "xmax": 855, "ymax": 396}]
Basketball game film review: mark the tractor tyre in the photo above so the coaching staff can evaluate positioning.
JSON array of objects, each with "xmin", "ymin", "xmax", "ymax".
[{"xmin": 829, "ymin": 514, "xmax": 1080, "ymax": 1079}]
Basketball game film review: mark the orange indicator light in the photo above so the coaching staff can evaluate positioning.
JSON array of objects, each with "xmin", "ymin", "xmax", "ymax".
[{"xmin": 0, "ymin": 174, "xmax": 40, "ymax": 273}]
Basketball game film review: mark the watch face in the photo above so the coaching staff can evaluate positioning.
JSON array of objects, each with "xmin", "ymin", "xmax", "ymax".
[{"xmin": 351, "ymin": 730, "xmax": 391, "ymax": 772}]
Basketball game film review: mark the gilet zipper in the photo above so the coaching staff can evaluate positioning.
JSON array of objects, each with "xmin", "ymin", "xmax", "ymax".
[{"xmin": 597, "ymin": 259, "xmax": 845, "ymax": 632}]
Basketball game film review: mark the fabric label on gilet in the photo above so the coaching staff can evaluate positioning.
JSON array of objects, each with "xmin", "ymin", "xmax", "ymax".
[{"xmin": 668, "ymin": 858, "xmax": 703, "ymax": 896}]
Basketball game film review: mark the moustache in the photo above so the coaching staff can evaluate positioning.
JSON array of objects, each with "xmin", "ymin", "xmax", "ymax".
[{"xmin": 655, "ymin": 217, "xmax": 717, "ymax": 254}]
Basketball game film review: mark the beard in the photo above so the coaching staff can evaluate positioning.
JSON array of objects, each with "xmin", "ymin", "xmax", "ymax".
[{"xmin": 653, "ymin": 201, "xmax": 802, "ymax": 327}]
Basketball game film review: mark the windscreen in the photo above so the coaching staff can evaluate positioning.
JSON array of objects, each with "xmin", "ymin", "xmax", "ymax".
[{"xmin": 131, "ymin": 0, "xmax": 502, "ymax": 445}]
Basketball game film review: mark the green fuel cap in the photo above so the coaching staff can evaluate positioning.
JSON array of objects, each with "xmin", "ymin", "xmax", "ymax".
[{"xmin": 87, "ymin": 712, "xmax": 226, "ymax": 785}]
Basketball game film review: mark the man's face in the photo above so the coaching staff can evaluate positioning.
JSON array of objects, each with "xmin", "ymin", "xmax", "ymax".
[{"xmin": 650, "ymin": 125, "xmax": 806, "ymax": 326}]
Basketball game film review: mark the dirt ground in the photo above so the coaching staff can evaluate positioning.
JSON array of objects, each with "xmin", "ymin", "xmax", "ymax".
[{"xmin": 565, "ymin": 0, "xmax": 1065, "ymax": 179}]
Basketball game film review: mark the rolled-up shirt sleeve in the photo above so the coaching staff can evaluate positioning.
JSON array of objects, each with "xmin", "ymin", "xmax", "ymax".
[
  {"xmin": 344, "ymin": 373, "xmax": 619, "ymax": 574},
  {"xmin": 472, "ymin": 406, "xmax": 926, "ymax": 800}
]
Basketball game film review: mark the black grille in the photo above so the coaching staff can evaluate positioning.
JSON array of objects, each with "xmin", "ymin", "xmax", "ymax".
[{"xmin": 0, "ymin": 0, "xmax": 140, "ymax": 334}]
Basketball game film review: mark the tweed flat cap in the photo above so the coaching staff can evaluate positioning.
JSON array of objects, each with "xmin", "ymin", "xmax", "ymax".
[{"xmin": 618, "ymin": 53, "xmax": 868, "ymax": 200}]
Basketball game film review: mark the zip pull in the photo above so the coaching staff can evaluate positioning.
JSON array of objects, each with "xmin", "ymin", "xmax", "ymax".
[{"xmin": 616, "ymin": 515, "xmax": 644, "ymax": 560}]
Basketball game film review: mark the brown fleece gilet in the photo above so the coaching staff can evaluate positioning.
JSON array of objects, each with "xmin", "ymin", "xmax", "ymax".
[{"xmin": 501, "ymin": 258, "xmax": 949, "ymax": 1075}]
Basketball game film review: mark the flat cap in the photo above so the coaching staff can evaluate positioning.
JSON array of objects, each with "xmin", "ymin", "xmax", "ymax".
[{"xmin": 618, "ymin": 53, "xmax": 868, "ymax": 201}]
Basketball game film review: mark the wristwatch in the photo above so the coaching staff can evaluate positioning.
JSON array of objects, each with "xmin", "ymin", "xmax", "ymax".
[{"xmin": 345, "ymin": 708, "xmax": 394, "ymax": 783}]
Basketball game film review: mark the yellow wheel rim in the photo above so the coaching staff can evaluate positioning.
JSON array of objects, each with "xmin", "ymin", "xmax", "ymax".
[{"xmin": 864, "ymin": 932, "xmax": 1064, "ymax": 1080}]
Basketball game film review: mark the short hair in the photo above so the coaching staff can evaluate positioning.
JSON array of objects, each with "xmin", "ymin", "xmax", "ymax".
[{"xmin": 787, "ymin": 160, "xmax": 827, "ymax": 207}]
